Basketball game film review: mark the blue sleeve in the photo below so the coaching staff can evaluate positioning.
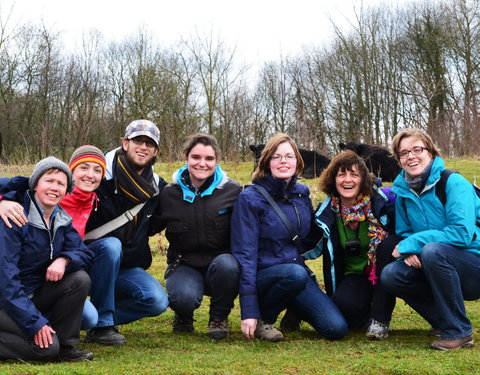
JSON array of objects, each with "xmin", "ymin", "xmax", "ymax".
[
  {"xmin": 398, "ymin": 174, "xmax": 480, "ymax": 254},
  {"xmin": 231, "ymin": 190, "xmax": 261, "ymax": 320},
  {"xmin": 0, "ymin": 225, "xmax": 49, "ymax": 338},
  {"xmin": 0, "ymin": 176, "xmax": 29, "ymax": 203},
  {"xmin": 58, "ymin": 224, "xmax": 95, "ymax": 272}
]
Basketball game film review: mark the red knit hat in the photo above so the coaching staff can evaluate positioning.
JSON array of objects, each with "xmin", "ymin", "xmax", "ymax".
[{"xmin": 69, "ymin": 145, "xmax": 106, "ymax": 178}]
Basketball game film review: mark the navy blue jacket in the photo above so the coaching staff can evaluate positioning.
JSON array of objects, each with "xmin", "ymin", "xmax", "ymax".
[
  {"xmin": 0, "ymin": 192, "xmax": 94, "ymax": 338},
  {"xmin": 231, "ymin": 175, "xmax": 312, "ymax": 319}
]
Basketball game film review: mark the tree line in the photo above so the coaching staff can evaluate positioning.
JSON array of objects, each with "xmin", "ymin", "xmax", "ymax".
[{"xmin": 0, "ymin": 0, "xmax": 479, "ymax": 163}]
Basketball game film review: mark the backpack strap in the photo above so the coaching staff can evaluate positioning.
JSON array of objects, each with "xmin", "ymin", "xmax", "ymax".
[{"xmin": 436, "ymin": 169, "xmax": 458, "ymax": 206}]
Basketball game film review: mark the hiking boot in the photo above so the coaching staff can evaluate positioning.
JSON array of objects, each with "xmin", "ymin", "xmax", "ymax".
[
  {"xmin": 254, "ymin": 320, "xmax": 284, "ymax": 342},
  {"xmin": 428, "ymin": 327, "xmax": 441, "ymax": 337},
  {"xmin": 365, "ymin": 319, "xmax": 390, "ymax": 340},
  {"xmin": 58, "ymin": 346, "xmax": 93, "ymax": 362},
  {"xmin": 431, "ymin": 335, "xmax": 474, "ymax": 350},
  {"xmin": 172, "ymin": 313, "xmax": 194, "ymax": 333},
  {"xmin": 279, "ymin": 309, "xmax": 301, "ymax": 332},
  {"xmin": 85, "ymin": 326, "xmax": 126, "ymax": 346},
  {"xmin": 207, "ymin": 318, "xmax": 229, "ymax": 340}
]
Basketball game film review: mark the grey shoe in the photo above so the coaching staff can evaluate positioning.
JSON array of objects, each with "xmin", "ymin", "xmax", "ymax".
[
  {"xmin": 365, "ymin": 319, "xmax": 390, "ymax": 340},
  {"xmin": 254, "ymin": 320, "xmax": 284, "ymax": 342},
  {"xmin": 58, "ymin": 346, "xmax": 94, "ymax": 362},
  {"xmin": 85, "ymin": 326, "xmax": 126, "ymax": 346},
  {"xmin": 172, "ymin": 313, "xmax": 194, "ymax": 333},
  {"xmin": 207, "ymin": 318, "xmax": 229, "ymax": 340}
]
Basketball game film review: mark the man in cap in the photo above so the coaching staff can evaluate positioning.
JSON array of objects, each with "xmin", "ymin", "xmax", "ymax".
[{"xmin": 83, "ymin": 119, "xmax": 169, "ymax": 346}]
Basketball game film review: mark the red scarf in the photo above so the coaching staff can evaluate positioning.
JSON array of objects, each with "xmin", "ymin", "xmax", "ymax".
[{"xmin": 60, "ymin": 185, "xmax": 97, "ymax": 238}]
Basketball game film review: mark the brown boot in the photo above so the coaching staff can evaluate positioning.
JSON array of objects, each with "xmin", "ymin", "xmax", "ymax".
[{"xmin": 430, "ymin": 334, "xmax": 474, "ymax": 350}]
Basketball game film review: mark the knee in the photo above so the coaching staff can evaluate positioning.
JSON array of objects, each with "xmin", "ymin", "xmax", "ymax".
[
  {"xmin": 380, "ymin": 262, "xmax": 397, "ymax": 291},
  {"xmin": 68, "ymin": 270, "xmax": 91, "ymax": 294},
  {"xmin": 322, "ymin": 318, "xmax": 349, "ymax": 340},
  {"xmin": 95, "ymin": 237, "xmax": 123, "ymax": 263},
  {"xmin": 286, "ymin": 264, "xmax": 309, "ymax": 285},
  {"xmin": 144, "ymin": 288, "xmax": 169, "ymax": 317},
  {"xmin": 421, "ymin": 242, "xmax": 445, "ymax": 267},
  {"xmin": 31, "ymin": 335, "xmax": 60, "ymax": 361},
  {"xmin": 168, "ymin": 287, "xmax": 202, "ymax": 313},
  {"xmin": 209, "ymin": 254, "xmax": 240, "ymax": 282}
]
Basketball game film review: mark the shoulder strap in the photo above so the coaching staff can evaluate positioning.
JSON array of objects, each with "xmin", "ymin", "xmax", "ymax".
[
  {"xmin": 436, "ymin": 169, "xmax": 458, "ymax": 206},
  {"xmin": 83, "ymin": 202, "xmax": 146, "ymax": 241},
  {"xmin": 253, "ymin": 184, "xmax": 300, "ymax": 245}
]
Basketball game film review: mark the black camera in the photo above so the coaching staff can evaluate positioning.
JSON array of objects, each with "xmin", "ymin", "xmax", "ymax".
[{"xmin": 345, "ymin": 238, "xmax": 361, "ymax": 257}]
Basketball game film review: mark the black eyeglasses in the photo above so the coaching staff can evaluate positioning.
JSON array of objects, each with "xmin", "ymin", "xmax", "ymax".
[
  {"xmin": 397, "ymin": 146, "xmax": 427, "ymax": 159},
  {"xmin": 130, "ymin": 137, "xmax": 157, "ymax": 148}
]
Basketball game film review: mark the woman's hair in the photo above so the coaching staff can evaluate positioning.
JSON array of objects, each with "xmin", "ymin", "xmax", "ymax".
[
  {"xmin": 183, "ymin": 133, "xmax": 221, "ymax": 160},
  {"xmin": 252, "ymin": 133, "xmax": 304, "ymax": 181},
  {"xmin": 319, "ymin": 150, "xmax": 374, "ymax": 197},
  {"xmin": 391, "ymin": 128, "xmax": 441, "ymax": 161}
]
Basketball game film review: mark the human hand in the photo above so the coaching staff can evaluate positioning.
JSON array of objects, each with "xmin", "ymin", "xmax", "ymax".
[
  {"xmin": 0, "ymin": 200, "xmax": 27, "ymax": 228},
  {"xmin": 34, "ymin": 325, "xmax": 56, "ymax": 348},
  {"xmin": 404, "ymin": 254, "xmax": 422, "ymax": 268},
  {"xmin": 46, "ymin": 257, "xmax": 69, "ymax": 282},
  {"xmin": 392, "ymin": 245, "xmax": 401, "ymax": 258},
  {"xmin": 241, "ymin": 318, "xmax": 258, "ymax": 340}
]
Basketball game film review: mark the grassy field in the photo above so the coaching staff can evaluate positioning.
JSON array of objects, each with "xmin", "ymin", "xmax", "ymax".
[{"xmin": 1, "ymin": 158, "xmax": 480, "ymax": 375}]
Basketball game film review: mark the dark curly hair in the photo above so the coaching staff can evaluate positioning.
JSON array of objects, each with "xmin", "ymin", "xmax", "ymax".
[{"xmin": 319, "ymin": 150, "xmax": 374, "ymax": 197}]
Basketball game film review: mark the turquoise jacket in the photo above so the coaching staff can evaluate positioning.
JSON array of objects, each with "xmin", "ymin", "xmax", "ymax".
[{"xmin": 393, "ymin": 156, "xmax": 480, "ymax": 256}]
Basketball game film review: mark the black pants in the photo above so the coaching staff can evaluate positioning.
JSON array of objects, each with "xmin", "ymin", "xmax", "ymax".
[
  {"xmin": 0, "ymin": 270, "xmax": 90, "ymax": 361},
  {"xmin": 332, "ymin": 235, "xmax": 402, "ymax": 328}
]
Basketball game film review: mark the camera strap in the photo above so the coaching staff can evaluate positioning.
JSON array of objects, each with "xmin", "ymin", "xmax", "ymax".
[{"xmin": 253, "ymin": 184, "xmax": 303, "ymax": 250}]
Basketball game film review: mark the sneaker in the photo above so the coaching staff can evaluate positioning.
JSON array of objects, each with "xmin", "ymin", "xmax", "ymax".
[
  {"xmin": 172, "ymin": 313, "xmax": 194, "ymax": 333},
  {"xmin": 207, "ymin": 318, "xmax": 229, "ymax": 340},
  {"xmin": 365, "ymin": 319, "xmax": 390, "ymax": 340},
  {"xmin": 279, "ymin": 309, "xmax": 301, "ymax": 332},
  {"xmin": 58, "ymin": 346, "xmax": 93, "ymax": 362},
  {"xmin": 431, "ymin": 335, "xmax": 474, "ymax": 350},
  {"xmin": 85, "ymin": 326, "xmax": 126, "ymax": 346},
  {"xmin": 254, "ymin": 320, "xmax": 284, "ymax": 342}
]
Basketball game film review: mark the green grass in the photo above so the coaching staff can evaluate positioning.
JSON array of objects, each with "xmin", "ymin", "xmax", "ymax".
[{"xmin": 1, "ymin": 159, "xmax": 480, "ymax": 374}]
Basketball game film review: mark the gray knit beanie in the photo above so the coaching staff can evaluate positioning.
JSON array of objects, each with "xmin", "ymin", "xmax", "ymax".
[{"xmin": 29, "ymin": 156, "xmax": 74, "ymax": 193}]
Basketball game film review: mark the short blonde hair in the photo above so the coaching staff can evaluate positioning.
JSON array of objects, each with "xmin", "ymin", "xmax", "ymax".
[
  {"xmin": 391, "ymin": 128, "xmax": 441, "ymax": 161},
  {"xmin": 252, "ymin": 133, "xmax": 304, "ymax": 181}
]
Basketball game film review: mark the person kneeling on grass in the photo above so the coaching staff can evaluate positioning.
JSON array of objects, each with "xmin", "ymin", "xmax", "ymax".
[
  {"xmin": 0, "ymin": 157, "xmax": 94, "ymax": 362},
  {"xmin": 381, "ymin": 128, "xmax": 480, "ymax": 350},
  {"xmin": 231, "ymin": 133, "xmax": 348, "ymax": 342}
]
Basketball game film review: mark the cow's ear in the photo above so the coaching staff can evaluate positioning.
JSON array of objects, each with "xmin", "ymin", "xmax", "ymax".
[
  {"xmin": 339, "ymin": 142, "xmax": 346, "ymax": 149},
  {"xmin": 249, "ymin": 145, "xmax": 257, "ymax": 152}
]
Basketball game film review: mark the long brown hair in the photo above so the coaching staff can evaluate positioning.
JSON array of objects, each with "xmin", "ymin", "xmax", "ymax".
[
  {"xmin": 251, "ymin": 133, "xmax": 304, "ymax": 181},
  {"xmin": 319, "ymin": 150, "xmax": 374, "ymax": 197}
]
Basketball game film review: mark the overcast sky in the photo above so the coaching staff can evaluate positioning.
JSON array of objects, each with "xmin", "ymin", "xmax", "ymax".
[{"xmin": 3, "ymin": 0, "xmax": 416, "ymax": 65}]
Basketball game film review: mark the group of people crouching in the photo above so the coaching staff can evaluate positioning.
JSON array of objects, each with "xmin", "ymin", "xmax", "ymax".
[{"xmin": 1, "ymin": 121, "xmax": 480, "ymax": 364}]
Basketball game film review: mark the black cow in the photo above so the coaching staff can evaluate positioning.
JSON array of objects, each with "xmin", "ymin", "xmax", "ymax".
[
  {"xmin": 249, "ymin": 144, "xmax": 330, "ymax": 179},
  {"xmin": 339, "ymin": 142, "xmax": 401, "ymax": 182}
]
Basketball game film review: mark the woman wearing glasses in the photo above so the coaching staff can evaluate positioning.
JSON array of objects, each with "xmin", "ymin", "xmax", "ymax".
[
  {"xmin": 231, "ymin": 133, "xmax": 347, "ymax": 342},
  {"xmin": 381, "ymin": 128, "xmax": 480, "ymax": 350}
]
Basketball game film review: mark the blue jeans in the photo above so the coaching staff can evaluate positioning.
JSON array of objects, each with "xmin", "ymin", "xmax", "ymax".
[
  {"xmin": 257, "ymin": 263, "xmax": 347, "ymax": 340},
  {"xmin": 88, "ymin": 237, "xmax": 169, "ymax": 327},
  {"xmin": 81, "ymin": 298, "xmax": 98, "ymax": 330},
  {"xmin": 166, "ymin": 254, "xmax": 240, "ymax": 319},
  {"xmin": 381, "ymin": 242, "xmax": 480, "ymax": 340}
]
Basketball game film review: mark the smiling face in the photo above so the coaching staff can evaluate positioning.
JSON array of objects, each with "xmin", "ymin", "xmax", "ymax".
[
  {"xmin": 34, "ymin": 170, "xmax": 68, "ymax": 211},
  {"xmin": 398, "ymin": 136, "xmax": 433, "ymax": 178},
  {"xmin": 186, "ymin": 143, "xmax": 217, "ymax": 188},
  {"xmin": 72, "ymin": 161, "xmax": 103, "ymax": 193},
  {"xmin": 269, "ymin": 141, "xmax": 297, "ymax": 183},
  {"xmin": 335, "ymin": 164, "xmax": 362, "ymax": 207},
  {"xmin": 122, "ymin": 136, "xmax": 159, "ymax": 173}
]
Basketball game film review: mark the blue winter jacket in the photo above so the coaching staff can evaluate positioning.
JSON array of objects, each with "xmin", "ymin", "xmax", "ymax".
[
  {"xmin": 231, "ymin": 175, "xmax": 312, "ymax": 320},
  {"xmin": 393, "ymin": 156, "xmax": 480, "ymax": 256},
  {"xmin": 0, "ymin": 191, "xmax": 94, "ymax": 338},
  {"xmin": 302, "ymin": 188, "xmax": 393, "ymax": 296}
]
